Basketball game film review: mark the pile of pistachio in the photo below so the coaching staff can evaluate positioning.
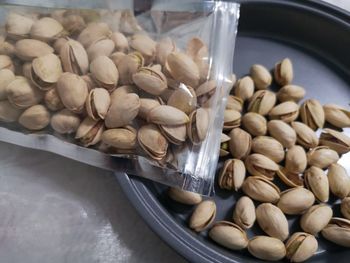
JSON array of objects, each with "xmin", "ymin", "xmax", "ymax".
[
  {"xmin": 168, "ymin": 58, "xmax": 350, "ymax": 262},
  {"xmin": 0, "ymin": 10, "xmax": 218, "ymax": 165}
]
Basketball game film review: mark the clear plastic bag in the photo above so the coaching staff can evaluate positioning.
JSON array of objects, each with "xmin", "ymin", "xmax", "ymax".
[{"xmin": 0, "ymin": 0, "xmax": 239, "ymax": 195}]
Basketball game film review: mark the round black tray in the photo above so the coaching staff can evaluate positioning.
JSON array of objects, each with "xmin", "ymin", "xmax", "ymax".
[{"xmin": 116, "ymin": 0, "xmax": 350, "ymax": 262}]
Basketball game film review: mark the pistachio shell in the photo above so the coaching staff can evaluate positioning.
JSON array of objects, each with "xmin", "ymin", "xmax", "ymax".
[
  {"xmin": 307, "ymin": 146, "xmax": 339, "ymax": 169},
  {"xmin": 101, "ymin": 126, "xmax": 137, "ymax": 150},
  {"xmin": 196, "ymin": 80, "xmax": 216, "ymax": 106},
  {"xmin": 18, "ymin": 104, "xmax": 50, "ymax": 130},
  {"xmin": 277, "ymin": 84, "xmax": 305, "ymax": 102},
  {"xmin": 86, "ymin": 88, "xmax": 111, "ymax": 120},
  {"xmin": 132, "ymin": 67, "xmax": 167, "ymax": 95},
  {"xmin": 233, "ymin": 196, "xmax": 256, "ymax": 229},
  {"xmin": 15, "ymin": 39, "xmax": 54, "ymax": 61},
  {"xmin": 226, "ymin": 95, "xmax": 243, "ymax": 112},
  {"xmin": 0, "ymin": 37, "xmax": 15, "ymax": 57},
  {"xmin": 87, "ymin": 38, "xmax": 115, "ymax": 61},
  {"xmin": 50, "ymin": 109, "xmax": 80, "ymax": 134},
  {"xmin": 75, "ymin": 117, "xmax": 104, "ymax": 147},
  {"xmin": 341, "ymin": 197, "xmax": 350, "ymax": 220},
  {"xmin": 0, "ymin": 69, "xmax": 15, "ymax": 100},
  {"xmin": 242, "ymin": 112, "xmax": 267, "ymax": 136},
  {"xmin": 304, "ymin": 166, "xmax": 329, "ymax": 202},
  {"xmin": 61, "ymin": 14, "xmax": 85, "ymax": 35},
  {"xmin": 324, "ymin": 104, "xmax": 350, "ymax": 128},
  {"xmin": 252, "ymin": 136, "xmax": 285, "ymax": 163},
  {"xmin": 187, "ymin": 108, "xmax": 209, "ymax": 144},
  {"xmin": 110, "ymin": 85, "xmax": 138, "ymax": 101},
  {"xmin": 117, "ymin": 52, "xmax": 144, "ymax": 85},
  {"xmin": 277, "ymin": 167, "xmax": 304, "ymax": 188},
  {"xmin": 130, "ymin": 34, "xmax": 156, "ymax": 62},
  {"xmin": 291, "ymin": 121, "xmax": 319, "ymax": 149},
  {"xmin": 228, "ymin": 128, "xmax": 252, "ymax": 159},
  {"xmin": 110, "ymin": 51, "xmax": 126, "ymax": 67},
  {"xmin": 138, "ymin": 98, "xmax": 160, "ymax": 120},
  {"xmin": 269, "ymin": 101, "xmax": 299, "ymax": 123},
  {"xmin": 168, "ymin": 187, "xmax": 202, "ymax": 205},
  {"xmin": 300, "ymin": 99, "xmax": 325, "ymax": 130},
  {"xmin": 159, "ymin": 124, "xmax": 187, "ymax": 145},
  {"xmin": 189, "ymin": 200, "xmax": 216, "ymax": 232},
  {"xmin": 322, "ymin": 217, "xmax": 350, "ymax": 247},
  {"xmin": 220, "ymin": 133, "xmax": 231, "ymax": 157},
  {"xmin": 328, "ymin": 163, "xmax": 350, "ymax": 199},
  {"xmin": 274, "ymin": 58, "xmax": 293, "ymax": 86},
  {"xmin": 0, "ymin": 55, "xmax": 14, "ymax": 72},
  {"xmin": 267, "ymin": 120, "xmax": 296, "ymax": 148},
  {"xmin": 137, "ymin": 124, "xmax": 168, "ymax": 160},
  {"xmin": 234, "ymin": 76, "xmax": 255, "ymax": 101},
  {"xmin": 277, "ymin": 188, "xmax": 315, "ymax": 215},
  {"xmin": 223, "ymin": 109, "xmax": 241, "ymax": 130},
  {"xmin": 286, "ymin": 232, "xmax": 318, "ymax": 262},
  {"xmin": 245, "ymin": 153, "xmax": 279, "ymax": 180},
  {"xmin": 90, "ymin": 56, "xmax": 119, "ymax": 91},
  {"xmin": 60, "ymin": 38, "xmax": 89, "ymax": 75},
  {"xmin": 110, "ymin": 32, "xmax": 129, "ymax": 52},
  {"xmin": 0, "ymin": 100, "xmax": 22, "ymax": 122},
  {"xmin": 300, "ymin": 204, "xmax": 333, "ymax": 235},
  {"xmin": 248, "ymin": 236, "xmax": 286, "ymax": 261},
  {"xmin": 285, "ymin": 145, "xmax": 307, "ymax": 174},
  {"xmin": 44, "ymin": 87, "xmax": 64, "ymax": 111},
  {"xmin": 77, "ymin": 22, "xmax": 111, "ymax": 48},
  {"xmin": 167, "ymin": 87, "xmax": 196, "ymax": 114},
  {"xmin": 53, "ymin": 37, "xmax": 68, "ymax": 53},
  {"xmin": 148, "ymin": 105, "xmax": 189, "ymax": 125},
  {"xmin": 6, "ymin": 13, "xmax": 34, "ymax": 39},
  {"xmin": 248, "ymin": 90, "xmax": 276, "ymax": 116},
  {"xmin": 218, "ymin": 159, "xmax": 246, "ymax": 191},
  {"xmin": 242, "ymin": 176, "xmax": 280, "ymax": 203},
  {"xmin": 22, "ymin": 62, "xmax": 32, "ymax": 79},
  {"xmin": 156, "ymin": 37, "xmax": 176, "ymax": 66},
  {"xmin": 319, "ymin": 128, "xmax": 350, "ymax": 155},
  {"xmin": 250, "ymin": 64, "xmax": 272, "ymax": 90},
  {"xmin": 30, "ymin": 17, "xmax": 64, "ymax": 41}
]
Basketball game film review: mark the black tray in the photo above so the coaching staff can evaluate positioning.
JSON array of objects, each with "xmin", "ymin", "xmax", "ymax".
[{"xmin": 116, "ymin": 0, "xmax": 350, "ymax": 262}]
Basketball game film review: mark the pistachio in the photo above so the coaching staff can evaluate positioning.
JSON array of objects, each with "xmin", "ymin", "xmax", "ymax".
[
  {"xmin": 132, "ymin": 66, "xmax": 167, "ymax": 96},
  {"xmin": 247, "ymin": 90, "xmax": 276, "ymax": 116},
  {"xmin": 168, "ymin": 187, "xmax": 202, "ymax": 205},
  {"xmin": 130, "ymin": 34, "xmax": 156, "ymax": 63},
  {"xmin": 148, "ymin": 105, "xmax": 189, "ymax": 125},
  {"xmin": 18, "ymin": 104, "xmax": 50, "ymax": 130},
  {"xmin": 60, "ymin": 13, "xmax": 85, "ymax": 35},
  {"xmin": 291, "ymin": 121, "xmax": 318, "ymax": 149},
  {"xmin": 110, "ymin": 85, "xmax": 138, "ymax": 101},
  {"xmin": 274, "ymin": 58, "xmax": 293, "ymax": 86},
  {"xmin": 0, "ymin": 37, "xmax": 15, "ymax": 56},
  {"xmin": 30, "ymin": 17, "xmax": 65, "ymax": 42},
  {"xmin": 322, "ymin": 217, "xmax": 350, "ymax": 247},
  {"xmin": 77, "ymin": 22, "xmax": 111, "ymax": 48},
  {"xmin": 242, "ymin": 176, "xmax": 280, "ymax": 203},
  {"xmin": 228, "ymin": 128, "xmax": 252, "ymax": 159},
  {"xmin": 250, "ymin": 64, "xmax": 272, "ymax": 90},
  {"xmin": 233, "ymin": 196, "xmax": 256, "ymax": 229},
  {"xmin": 277, "ymin": 167, "xmax": 304, "ymax": 188},
  {"xmin": 0, "ymin": 55, "xmax": 14, "ymax": 72},
  {"xmin": 248, "ymin": 236, "xmax": 286, "ymax": 261},
  {"xmin": 304, "ymin": 166, "xmax": 329, "ymax": 202},
  {"xmin": 226, "ymin": 95, "xmax": 243, "ymax": 112},
  {"xmin": 90, "ymin": 56, "xmax": 119, "ymax": 91},
  {"xmin": 341, "ymin": 197, "xmax": 350, "ymax": 220},
  {"xmin": 242, "ymin": 112, "xmax": 267, "ymax": 137},
  {"xmin": 0, "ymin": 69, "xmax": 15, "ymax": 100},
  {"xmin": 268, "ymin": 101, "xmax": 299, "ymax": 123},
  {"xmin": 196, "ymin": 80, "xmax": 216, "ymax": 106},
  {"xmin": 218, "ymin": 159, "xmax": 246, "ymax": 191},
  {"xmin": 53, "ymin": 37, "xmax": 68, "ymax": 53},
  {"xmin": 189, "ymin": 200, "xmax": 216, "ymax": 232},
  {"xmin": 256, "ymin": 203, "xmax": 289, "ymax": 241},
  {"xmin": 324, "ymin": 104, "xmax": 350, "ymax": 128},
  {"xmin": 285, "ymin": 232, "xmax": 318, "ymax": 262},
  {"xmin": 186, "ymin": 37, "xmax": 209, "ymax": 83},
  {"xmin": 252, "ymin": 136, "xmax": 285, "ymax": 163},
  {"xmin": 223, "ymin": 109, "xmax": 241, "ymax": 130},
  {"xmin": 220, "ymin": 133, "xmax": 230, "ymax": 157},
  {"xmin": 22, "ymin": 62, "xmax": 32, "ymax": 79},
  {"xmin": 117, "ymin": 52, "xmax": 144, "ymax": 85},
  {"xmin": 50, "ymin": 109, "xmax": 80, "ymax": 134},
  {"xmin": 306, "ymin": 146, "xmax": 339, "ymax": 169},
  {"xmin": 110, "ymin": 51, "xmax": 126, "ymax": 67},
  {"xmin": 300, "ymin": 204, "xmax": 333, "ymax": 235},
  {"xmin": 277, "ymin": 188, "xmax": 315, "ymax": 215},
  {"xmin": 327, "ymin": 163, "xmax": 350, "ymax": 199},
  {"xmin": 156, "ymin": 37, "xmax": 176, "ymax": 66},
  {"xmin": 6, "ymin": 13, "xmax": 34, "ymax": 39},
  {"xmin": 285, "ymin": 145, "xmax": 307, "ymax": 174},
  {"xmin": 320, "ymin": 128, "xmax": 350, "ymax": 155},
  {"xmin": 110, "ymin": 32, "xmax": 129, "ymax": 52},
  {"xmin": 138, "ymin": 98, "xmax": 160, "ymax": 120},
  {"xmin": 267, "ymin": 120, "xmax": 296, "ymax": 148},
  {"xmin": 159, "ymin": 124, "xmax": 187, "ymax": 145},
  {"xmin": 87, "ymin": 38, "xmax": 115, "ymax": 61},
  {"xmin": 101, "ymin": 126, "xmax": 137, "ymax": 150},
  {"xmin": 15, "ymin": 39, "xmax": 54, "ymax": 61},
  {"xmin": 245, "ymin": 153, "xmax": 279, "ymax": 180},
  {"xmin": 187, "ymin": 108, "xmax": 209, "ymax": 144},
  {"xmin": 44, "ymin": 87, "xmax": 64, "ymax": 111},
  {"xmin": 75, "ymin": 117, "xmax": 104, "ymax": 147},
  {"xmin": 138, "ymin": 124, "xmax": 168, "ymax": 160},
  {"xmin": 234, "ymin": 76, "xmax": 254, "ymax": 101},
  {"xmin": 300, "ymin": 99, "xmax": 325, "ymax": 130},
  {"xmin": 60, "ymin": 38, "xmax": 89, "ymax": 75},
  {"xmin": 209, "ymin": 221, "xmax": 248, "ymax": 250},
  {"xmin": 167, "ymin": 86, "xmax": 196, "ymax": 115},
  {"xmin": 0, "ymin": 100, "xmax": 22, "ymax": 122},
  {"xmin": 277, "ymin": 84, "xmax": 305, "ymax": 103},
  {"xmin": 86, "ymin": 88, "xmax": 110, "ymax": 120}
]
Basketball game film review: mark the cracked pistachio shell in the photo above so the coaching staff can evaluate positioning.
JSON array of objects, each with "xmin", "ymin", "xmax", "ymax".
[
  {"xmin": 18, "ymin": 104, "xmax": 50, "ymax": 130},
  {"xmin": 252, "ymin": 136, "xmax": 285, "ymax": 163},
  {"xmin": 187, "ymin": 108, "xmax": 208, "ymax": 144},
  {"xmin": 132, "ymin": 67, "xmax": 167, "ymax": 95},
  {"xmin": 328, "ymin": 163, "xmax": 350, "ymax": 199},
  {"xmin": 286, "ymin": 232, "xmax": 318, "ymax": 262},
  {"xmin": 118, "ymin": 52, "xmax": 144, "ymax": 85},
  {"xmin": 30, "ymin": 17, "xmax": 65, "ymax": 42},
  {"xmin": 156, "ymin": 37, "xmax": 176, "ymax": 66},
  {"xmin": 300, "ymin": 204, "xmax": 333, "ymax": 235},
  {"xmin": 0, "ymin": 100, "xmax": 22, "ymax": 122},
  {"xmin": 0, "ymin": 69, "xmax": 15, "ymax": 100},
  {"xmin": 256, "ymin": 203, "xmax": 289, "ymax": 241},
  {"xmin": 75, "ymin": 117, "xmax": 104, "ymax": 147},
  {"xmin": 138, "ymin": 98, "xmax": 160, "ymax": 120},
  {"xmin": 245, "ymin": 153, "xmax": 279, "ymax": 180},
  {"xmin": 90, "ymin": 56, "xmax": 119, "ymax": 91},
  {"xmin": 159, "ymin": 124, "xmax": 187, "ymax": 145},
  {"xmin": 44, "ymin": 87, "xmax": 64, "ymax": 111},
  {"xmin": 56, "ymin": 72, "xmax": 88, "ymax": 113},
  {"xmin": 248, "ymin": 90, "xmax": 276, "ymax": 116},
  {"xmin": 101, "ymin": 126, "xmax": 137, "ymax": 150},
  {"xmin": 220, "ymin": 133, "xmax": 230, "ymax": 157},
  {"xmin": 189, "ymin": 200, "xmax": 216, "ymax": 232},
  {"xmin": 130, "ymin": 34, "xmax": 156, "ymax": 63},
  {"xmin": 250, "ymin": 64, "xmax": 272, "ymax": 90},
  {"xmin": 274, "ymin": 58, "xmax": 293, "ymax": 86},
  {"xmin": 223, "ymin": 109, "xmax": 241, "ymax": 130},
  {"xmin": 320, "ymin": 128, "xmax": 350, "ymax": 155},
  {"xmin": 218, "ymin": 159, "xmax": 246, "ymax": 191},
  {"xmin": 268, "ymin": 120, "xmax": 296, "ymax": 148},
  {"xmin": 234, "ymin": 76, "xmax": 254, "ymax": 101},
  {"xmin": 6, "ymin": 13, "xmax": 34, "ymax": 39},
  {"xmin": 307, "ymin": 146, "xmax": 339, "ymax": 169},
  {"xmin": 277, "ymin": 84, "xmax": 305, "ymax": 103},
  {"xmin": 242, "ymin": 176, "xmax": 280, "ymax": 203},
  {"xmin": 168, "ymin": 187, "xmax": 202, "ymax": 205},
  {"xmin": 196, "ymin": 80, "xmax": 216, "ymax": 106},
  {"xmin": 269, "ymin": 101, "xmax": 299, "ymax": 123},
  {"xmin": 242, "ymin": 112, "xmax": 267, "ymax": 137},
  {"xmin": 285, "ymin": 145, "xmax": 307, "ymax": 174},
  {"xmin": 86, "ymin": 88, "xmax": 111, "ymax": 120},
  {"xmin": 291, "ymin": 121, "xmax": 318, "ymax": 149},
  {"xmin": 322, "ymin": 217, "xmax": 350, "ymax": 247},
  {"xmin": 324, "ymin": 104, "xmax": 350, "ymax": 128},
  {"xmin": 148, "ymin": 105, "xmax": 189, "ymax": 125},
  {"xmin": 77, "ymin": 22, "xmax": 111, "ymax": 48},
  {"xmin": 233, "ymin": 196, "xmax": 256, "ymax": 229},
  {"xmin": 87, "ymin": 38, "xmax": 115, "ymax": 61},
  {"xmin": 277, "ymin": 167, "xmax": 304, "ymax": 188},
  {"xmin": 277, "ymin": 188, "xmax": 315, "ymax": 215},
  {"xmin": 226, "ymin": 95, "xmax": 243, "ymax": 112},
  {"xmin": 341, "ymin": 197, "xmax": 350, "ymax": 220},
  {"xmin": 304, "ymin": 166, "xmax": 329, "ymax": 202},
  {"xmin": 209, "ymin": 221, "xmax": 248, "ymax": 250},
  {"xmin": 167, "ymin": 87, "xmax": 196, "ymax": 115},
  {"xmin": 138, "ymin": 124, "xmax": 168, "ymax": 160},
  {"xmin": 300, "ymin": 99, "xmax": 325, "ymax": 130},
  {"xmin": 0, "ymin": 55, "xmax": 14, "ymax": 72},
  {"xmin": 15, "ymin": 39, "xmax": 54, "ymax": 61},
  {"xmin": 50, "ymin": 109, "xmax": 80, "ymax": 134},
  {"xmin": 228, "ymin": 128, "xmax": 252, "ymax": 159},
  {"xmin": 110, "ymin": 32, "xmax": 129, "ymax": 52},
  {"xmin": 248, "ymin": 236, "xmax": 286, "ymax": 261},
  {"xmin": 60, "ymin": 38, "xmax": 89, "ymax": 75}
]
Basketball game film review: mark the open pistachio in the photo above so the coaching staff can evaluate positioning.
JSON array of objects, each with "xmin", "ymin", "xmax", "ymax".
[
  {"xmin": 187, "ymin": 108, "xmax": 208, "ymax": 144},
  {"xmin": 324, "ymin": 104, "xmax": 350, "ymax": 128},
  {"xmin": 44, "ymin": 87, "xmax": 64, "ymax": 111},
  {"xmin": 277, "ymin": 188, "xmax": 315, "ymax": 215},
  {"xmin": 226, "ymin": 95, "xmax": 243, "ymax": 112},
  {"xmin": 286, "ymin": 232, "xmax": 318, "ymax": 262},
  {"xmin": 307, "ymin": 146, "xmax": 339, "ymax": 169},
  {"xmin": 220, "ymin": 133, "xmax": 230, "ymax": 157},
  {"xmin": 233, "ymin": 196, "xmax": 256, "ymax": 229},
  {"xmin": 247, "ymin": 90, "xmax": 276, "ymax": 116},
  {"xmin": 252, "ymin": 136, "xmax": 285, "ymax": 163},
  {"xmin": 6, "ymin": 13, "xmax": 34, "ymax": 39},
  {"xmin": 274, "ymin": 58, "xmax": 293, "ymax": 86},
  {"xmin": 234, "ymin": 76, "xmax": 254, "ymax": 101},
  {"xmin": 138, "ymin": 98, "xmax": 160, "ymax": 120},
  {"xmin": 101, "ymin": 126, "xmax": 137, "ymax": 150},
  {"xmin": 245, "ymin": 153, "xmax": 279, "ymax": 180},
  {"xmin": 223, "ymin": 109, "xmax": 241, "ymax": 130},
  {"xmin": 250, "ymin": 64, "xmax": 272, "ymax": 90},
  {"xmin": 277, "ymin": 84, "xmax": 305, "ymax": 103},
  {"xmin": 0, "ymin": 100, "xmax": 22, "ymax": 122},
  {"xmin": 285, "ymin": 145, "xmax": 307, "ymax": 174},
  {"xmin": 248, "ymin": 236, "xmax": 286, "ymax": 261},
  {"xmin": 228, "ymin": 128, "xmax": 252, "ymax": 159},
  {"xmin": 86, "ymin": 88, "xmax": 111, "ymax": 120},
  {"xmin": 148, "ymin": 105, "xmax": 189, "ymax": 125},
  {"xmin": 118, "ymin": 52, "xmax": 144, "ymax": 85},
  {"xmin": 132, "ymin": 66, "xmax": 167, "ymax": 96},
  {"xmin": 341, "ymin": 197, "xmax": 350, "ymax": 220},
  {"xmin": 300, "ymin": 99, "xmax": 325, "ymax": 130},
  {"xmin": 304, "ymin": 166, "xmax": 329, "ymax": 203},
  {"xmin": 320, "ymin": 128, "xmax": 350, "ymax": 155},
  {"xmin": 209, "ymin": 221, "xmax": 248, "ymax": 250},
  {"xmin": 75, "ymin": 117, "xmax": 104, "ymax": 147},
  {"xmin": 138, "ymin": 124, "xmax": 168, "ymax": 160},
  {"xmin": 277, "ymin": 167, "xmax": 304, "ymax": 188},
  {"xmin": 18, "ymin": 104, "xmax": 50, "ymax": 130},
  {"xmin": 15, "ymin": 39, "xmax": 54, "ymax": 61},
  {"xmin": 159, "ymin": 124, "xmax": 187, "ymax": 145},
  {"xmin": 168, "ymin": 187, "xmax": 202, "ymax": 205},
  {"xmin": 328, "ymin": 163, "xmax": 350, "ymax": 199},
  {"xmin": 30, "ymin": 17, "xmax": 65, "ymax": 42},
  {"xmin": 267, "ymin": 120, "xmax": 296, "ymax": 148},
  {"xmin": 156, "ymin": 37, "xmax": 176, "ymax": 66},
  {"xmin": 60, "ymin": 38, "xmax": 89, "ymax": 75},
  {"xmin": 242, "ymin": 112, "xmax": 267, "ymax": 137},
  {"xmin": 130, "ymin": 34, "xmax": 156, "ymax": 63},
  {"xmin": 50, "ymin": 109, "xmax": 80, "ymax": 134},
  {"xmin": 300, "ymin": 204, "xmax": 333, "ymax": 235},
  {"xmin": 87, "ymin": 38, "xmax": 115, "ymax": 61},
  {"xmin": 77, "ymin": 22, "xmax": 111, "ymax": 48},
  {"xmin": 0, "ymin": 69, "xmax": 15, "ymax": 100},
  {"xmin": 242, "ymin": 176, "xmax": 280, "ymax": 203},
  {"xmin": 196, "ymin": 80, "xmax": 216, "ymax": 106},
  {"xmin": 110, "ymin": 32, "xmax": 129, "ymax": 53},
  {"xmin": 291, "ymin": 121, "xmax": 318, "ymax": 149},
  {"xmin": 268, "ymin": 101, "xmax": 299, "ymax": 123},
  {"xmin": 90, "ymin": 56, "xmax": 119, "ymax": 91},
  {"xmin": 0, "ymin": 55, "xmax": 14, "ymax": 72},
  {"xmin": 218, "ymin": 159, "xmax": 246, "ymax": 191},
  {"xmin": 167, "ymin": 86, "xmax": 196, "ymax": 115},
  {"xmin": 189, "ymin": 200, "xmax": 216, "ymax": 232},
  {"xmin": 322, "ymin": 217, "xmax": 350, "ymax": 247}
]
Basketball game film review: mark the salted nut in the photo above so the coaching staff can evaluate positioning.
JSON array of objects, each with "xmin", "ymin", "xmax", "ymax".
[
  {"xmin": 6, "ymin": 12, "xmax": 34, "ymax": 39},
  {"xmin": 322, "ymin": 217, "xmax": 350, "ymax": 247},
  {"xmin": 291, "ymin": 121, "xmax": 319, "ymax": 149},
  {"xmin": 228, "ymin": 128, "xmax": 252, "ymax": 159},
  {"xmin": 130, "ymin": 34, "xmax": 156, "ymax": 63},
  {"xmin": 187, "ymin": 108, "xmax": 209, "ymax": 145},
  {"xmin": 147, "ymin": 105, "xmax": 189, "ymax": 126},
  {"xmin": 242, "ymin": 112, "xmax": 267, "ymax": 137},
  {"xmin": 138, "ymin": 98, "xmax": 160, "ymax": 120},
  {"xmin": 218, "ymin": 159, "xmax": 246, "ymax": 191},
  {"xmin": 304, "ymin": 166, "xmax": 329, "ymax": 203},
  {"xmin": 300, "ymin": 99, "xmax": 325, "ymax": 130},
  {"xmin": 248, "ymin": 236, "xmax": 286, "ymax": 261},
  {"xmin": 324, "ymin": 104, "xmax": 350, "ymax": 128},
  {"xmin": 251, "ymin": 136, "xmax": 284, "ymax": 163},
  {"xmin": 160, "ymin": 124, "xmax": 187, "ymax": 145},
  {"xmin": 247, "ymin": 90, "xmax": 276, "ymax": 116},
  {"xmin": 223, "ymin": 109, "xmax": 241, "ymax": 130},
  {"xmin": 233, "ymin": 196, "xmax": 256, "ymax": 229},
  {"xmin": 276, "ymin": 84, "xmax": 305, "ymax": 103},
  {"xmin": 15, "ymin": 39, "xmax": 54, "ymax": 61},
  {"xmin": 0, "ymin": 69, "xmax": 15, "ymax": 100},
  {"xmin": 167, "ymin": 86, "xmax": 196, "ymax": 115},
  {"xmin": 242, "ymin": 176, "xmax": 280, "ymax": 203},
  {"xmin": 267, "ymin": 120, "xmax": 296, "ymax": 148},
  {"xmin": 226, "ymin": 95, "xmax": 243, "ymax": 112},
  {"xmin": 319, "ymin": 128, "xmax": 350, "ymax": 155},
  {"xmin": 327, "ymin": 163, "xmax": 350, "ymax": 199},
  {"xmin": 268, "ymin": 101, "xmax": 299, "ymax": 123},
  {"xmin": 300, "ymin": 204, "xmax": 333, "ymax": 235},
  {"xmin": 0, "ymin": 100, "xmax": 22, "ymax": 122},
  {"xmin": 250, "ymin": 64, "xmax": 272, "ymax": 90},
  {"xmin": 60, "ymin": 38, "xmax": 89, "ymax": 75},
  {"xmin": 50, "ymin": 108, "xmax": 80, "ymax": 134},
  {"xmin": 111, "ymin": 32, "xmax": 129, "ymax": 53},
  {"xmin": 285, "ymin": 145, "xmax": 307, "ymax": 174},
  {"xmin": 132, "ymin": 66, "xmax": 167, "ymax": 95},
  {"xmin": 30, "ymin": 17, "xmax": 65, "ymax": 42},
  {"xmin": 85, "ymin": 88, "xmax": 111, "ymax": 120},
  {"xmin": 167, "ymin": 187, "xmax": 202, "ymax": 205},
  {"xmin": 18, "ymin": 104, "xmax": 50, "ymax": 130},
  {"xmin": 245, "ymin": 153, "xmax": 279, "ymax": 179},
  {"xmin": 90, "ymin": 55, "xmax": 119, "ymax": 91},
  {"xmin": 285, "ymin": 232, "xmax": 318, "ymax": 262},
  {"xmin": 306, "ymin": 146, "xmax": 339, "ymax": 169},
  {"xmin": 101, "ymin": 126, "xmax": 137, "ymax": 150},
  {"xmin": 276, "ymin": 167, "xmax": 304, "ymax": 188},
  {"xmin": 220, "ymin": 133, "xmax": 231, "ymax": 157},
  {"xmin": 277, "ymin": 188, "xmax": 315, "ymax": 215},
  {"xmin": 77, "ymin": 22, "xmax": 111, "ymax": 48},
  {"xmin": 137, "ymin": 124, "xmax": 168, "ymax": 160},
  {"xmin": 75, "ymin": 116, "xmax": 104, "ymax": 147},
  {"xmin": 274, "ymin": 58, "xmax": 293, "ymax": 86},
  {"xmin": 87, "ymin": 38, "xmax": 115, "ymax": 61},
  {"xmin": 189, "ymin": 200, "xmax": 216, "ymax": 232},
  {"xmin": 234, "ymin": 76, "xmax": 254, "ymax": 101}
]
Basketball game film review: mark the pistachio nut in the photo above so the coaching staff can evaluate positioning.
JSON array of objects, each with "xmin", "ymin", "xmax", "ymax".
[
  {"xmin": 324, "ymin": 104, "xmax": 350, "ymax": 128},
  {"xmin": 277, "ymin": 188, "xmax": 315, "ymax": 215},
  {"xmin": 209, "ymin": 221, "xmax": 248, "ymax": 250},
  {"xmin": 268, "ymin": 101, "xmax": 299, "ymax": 123},
  {"xmin": 322, "ymin": 217, "xmax": 350, "ymax": 247},
  {"xmin": 304, "ymin": 166, "xmax": 329, "ymax": 202},
  {"xmin": 234, "ymin": 76, "xmax": 255, "ymax": 101},
  {"xmin": 233, "ymin": 196, "xmax": 256, "ymax": 229},
  {"xmin": 267, "ymin": 120, "xmax": 296, "ymax": 148},
  {"xmin": 251, "ymin": 136, "xmax": 285, "ymax": 163},
  {"xmin": 132, "ymin": 67, "xmax": 167, "ymax": 96},
  {"xmin": 168, "ymin": 187, "xmax": 202, "ymax": 205},
  {"xmin": 77, "ymin": 22, "xmax": 111, "ymax": 48},
  {"xmin": 274, "ymin": 58, "xmax": 293, "ymax": 86},
  {"xmin": 90, "ymin": 56, "xmax": 119, "ymax": 91},
  {"xmin": 137, "ymin": 124, "xmax": 168, "ymax": 160},
  {"xmin": 300, "ymin": 99, "xmax": 325, "ymax": 130},
  {"xmin": 130, "ymin": 34, "xmax": 156, "ymax": 63},
  {"xmin": 156, "ymin": 37, "xmax": 176, "ymax": 66},
  {"xmin": 60, "ymin": 38, "xmax": 89, "ymax": 75},
  {"xmin": 341, "ymin": 197, "xmax": 350, "ymax": 220},
  {"xmin": 223, "ymin": 109, "xmax": 241, "ymax": 130},
  {"xmin": 50, "ymin": 109, "xmax": 80, "ymax": 134},
  {"xmin": 300, "ymin": 204, "xmax": 333, "ymax": 235},
  {"xmin": 187, "ymin": 108, "xmax": 209, "ymax": 144},
  {"xmin": 186, "ymin": 38, "xmax": 209, "ymax": 83},
  {"xmin": 242, "ymin": 112, "xmax": 267, "ymax": 137},
  {"xmin": 87, "ymin": 38, "xmax": 115, "ymax": 61},
  {"xmin": 242, "ymin": 176, "xmax": 280, "ymax": 203},
  {"xmin": 285, "ymin": 232, "xmax": 318, "ymax": 262},
  {"xmin": 75, "ymin": 117, "xmax": 104, "ymax": 147},
  {"xmin": 291, "ymin": 121, "xmax": 318, "ymax": 149},
  {"xmin": 110, "ymin": 51, "xmax": 125, "ymax": 67},
  {"xmin": 30, "ymin": 17, "xmax": 65, "ymax": 42},
  {"xmin": 117, "ymin": 52, "xmax": 144, "ymax": 85},
  {"xmin": 256, "ymin": 203, "xmax": 289, "ymax": 241},
  {"xmin": 6, "ymin": 13, "xmax": 34, "ymax": 39},
  {"xmin": 226, "ymin": 95, "xmax": 243, "ymax": 112},
  {"xmin": 277, "ymin": 84, "xmax": 305, "ymax": 103},
  {"xmin": 44, "ymin": 87, "xmax": 64, "ymax": 111},
  {"xmin": 248, "ymin": 236, "xmax": 286, "ymax": 261},
  {"xmin": 110, "ymin": 85, "xmax": 138, "ymax": 101},
  {"xmin": 247, "ymin": 90, "xmax": 276, "ymax": 116},
  {"xmin": 218, "ymin": 159, "xmax": 246, "ymax": 191},
  {"xmin": 15, "ymin": 39, "xmax": 54, "ymax": 61},
  {"xmin": 101, "ymin": 126, "xmax": 137, "ymax": 150},
  {"xmin": 0, "ymin": 55, "xmax": 14, "ymax": 72},
  {"xmin": 56, "ymin": 72, "xmax": 88, "ymax": 113},
  {"xmin": 285, "ymin": 145, "xmax": 307, "ymax": 174},
  {"xmin": 138, "ymin": 98, "xmax": 160, "ymax": 120},
  {"xmin": 167, "ymin": 86, "xmax": 197, "ymax": 115},
  {"xmin": 0, "ymin": 37, "xmax": 15, "ymax": 57},
  {"xmin": 148, "ymin": 105, "xmax": 189, "ymax": 125},
  {"xmin": 189, "ymin": 200, "xmax": 216, "ymax": 232},
  {"xmin": 245, "ymin": 153, "xmax": 279, "ymax": 180},
  {"xmin": 250, "ymin": 64, "xmax": 272, "ymax": 90},
  {"xmin": 228, "ymin": 128, "xmax": 252, "ymax": 159},
  {"xmin": 220, "ymin": 133, "xmax": 230, "ymax": 157},
  {"xmin": 85, "ymin": 88, "xmax": 110, "ymax": 120},
  {"xmin": 18, "ymin": 104, "xmax": 50, "ymax": 130},
  {"xmin": 328, "ymin": 163, "xmax": 350, "ymax": 199},
  {"xmin": 60, "ymin": 13, "xmax": 85, "ymax": 35},
  {"xmin": 159, "ymin": 124, "xmax": 187, "ymax": 145},
  {"xmin": 320, "ymin": 128, "xmax": 350, "ymax": 155},
  {"xmin": 53, "ymin": 37, "xmax": 68, "ymax": 54},
  {"xmin": 0, "ymin": 69, "xmax": 15, "ymax": 100},
  {"xmin": 277, "ymin": 167, "xmax": 304, "ymax": 188},
  {"xmin": 196, "ymin": 80, "xmax": 216, "ymax": 106},
  {"xmin": 0, "ymin": 100, "xmax": 22, "ymax": 122},
  {"xmin": 22, "ymin": 62, "xmax": 32, "ymax": 79},
  {"xmin": 307, "ymin": 146, "xmax": 339, "ymax": 169},
  {"xmin": 110, "ymin": 31, "xmax": 129, "ymax": 52}
]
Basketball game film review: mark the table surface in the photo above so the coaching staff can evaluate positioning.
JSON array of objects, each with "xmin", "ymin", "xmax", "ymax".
[{"xmin": 0, "ymin": 1, "xmax": 349, "ymax": 263}]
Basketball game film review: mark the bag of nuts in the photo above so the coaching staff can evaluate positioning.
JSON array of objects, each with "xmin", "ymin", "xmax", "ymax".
[{"xmin": 0, "ymin": 1, "xmax": 240, "ymax": 195}]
